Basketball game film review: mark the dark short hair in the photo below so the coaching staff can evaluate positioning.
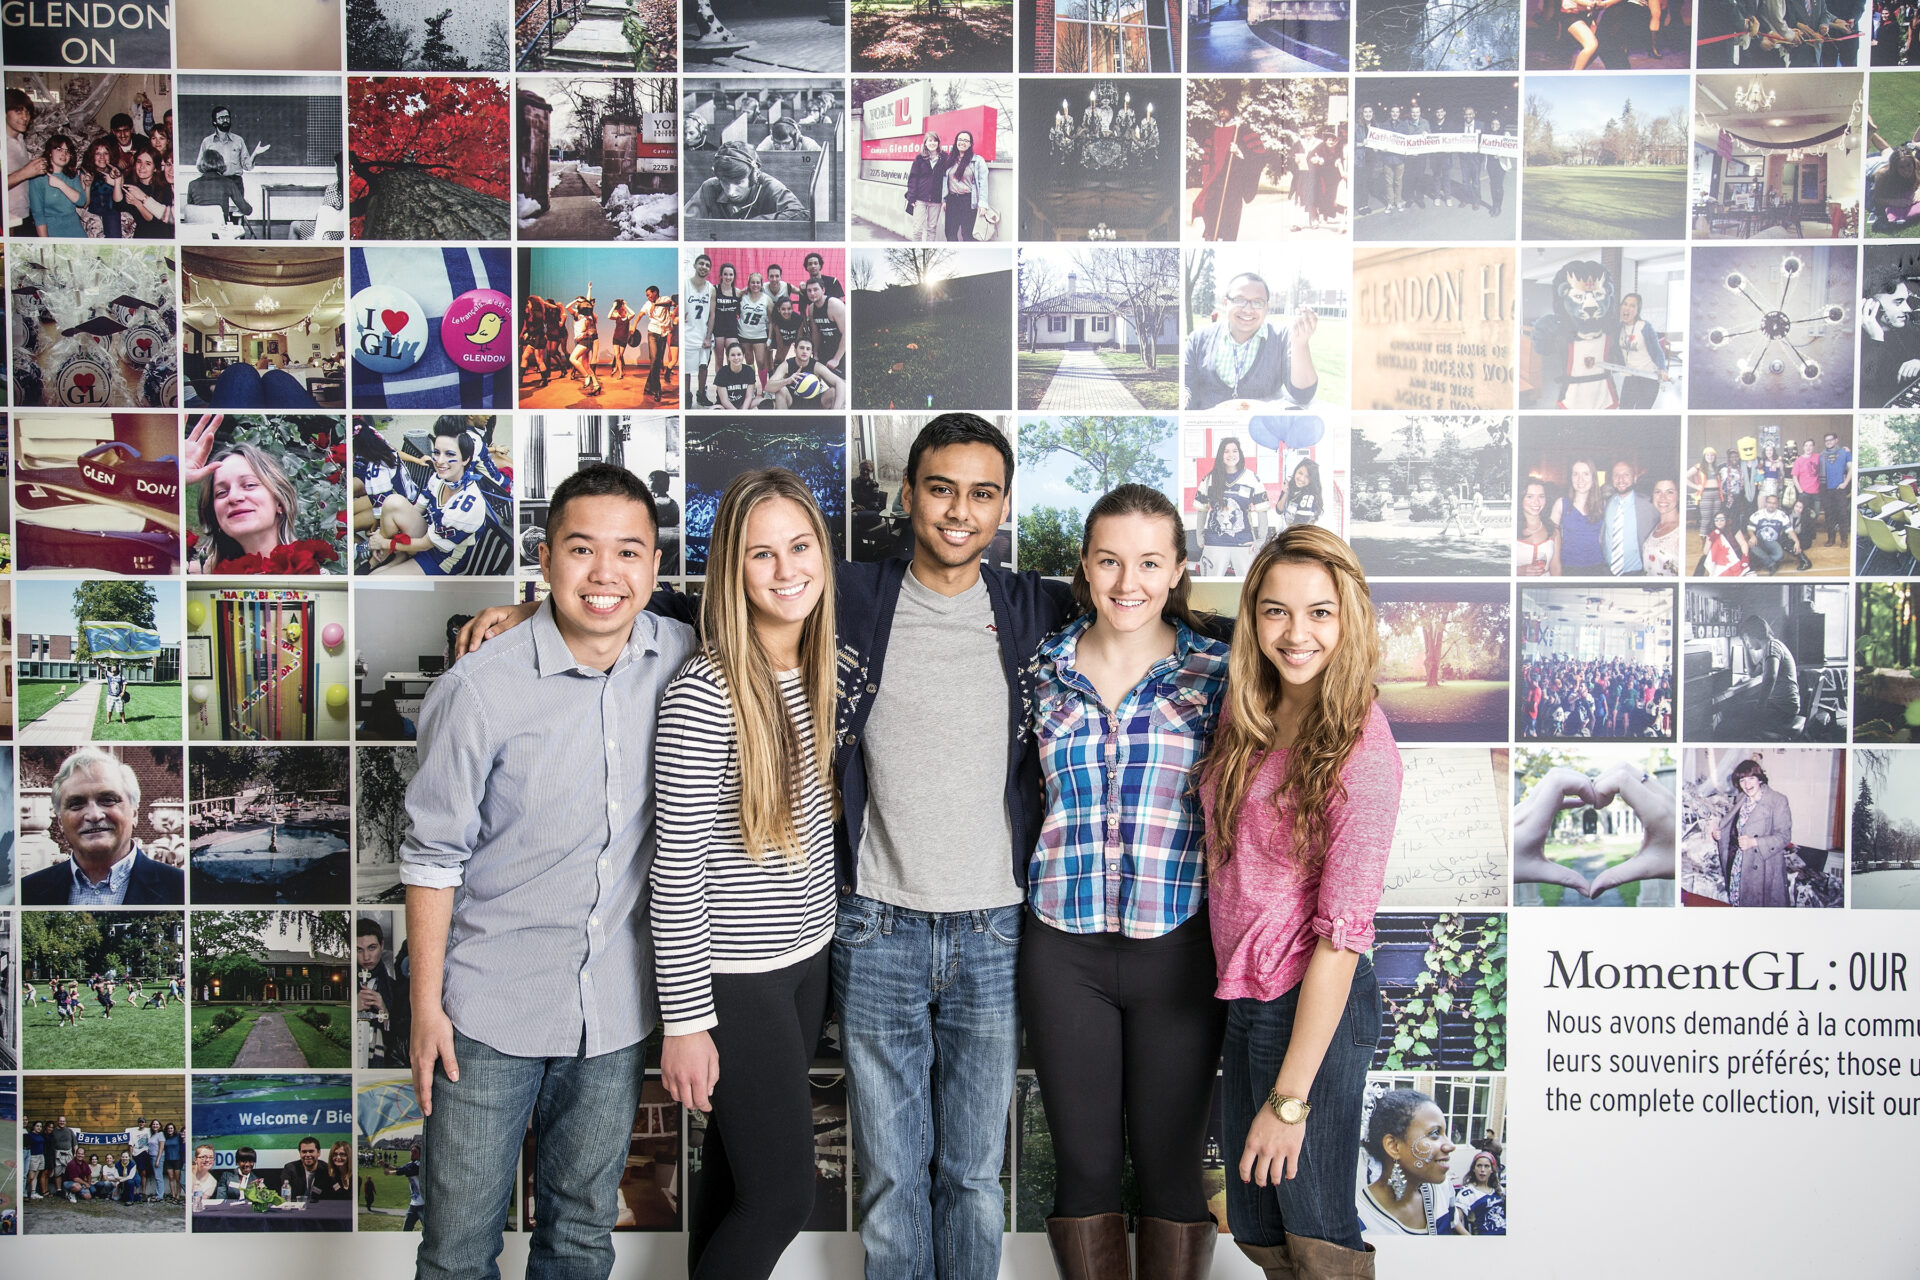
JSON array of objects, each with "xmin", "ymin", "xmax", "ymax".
[
  {"xmin": 1737, "ymin": 613, "xmax": 1773, "ymax": 644},
  {"xmin": 236, "ymin": 1147, "xmax": 257, "ymax": 1164},
  {"xmin": 804, "ymin": 252, "xmax": 824, "ymax": 269},
  {"xmin": 647, "ymin": 469, "xmax": 670, "ymax": 493},
  {"xmin": 547, "ymin": 462, "xmax": 659, "ymax": 540},
  {"xmin": 1224, "ymin": 272, "xmax": 1270, "ymax": 305},
  {"xmin": 110, "ymin": 113, "xmax": 133, "ymax": 131},
  {"xmin": 5, "ymin": 88, "xmax": 34, "ymax": 121},
  {"xmin": 906, "ymin": 413, "xmax": 1013, "ymax": 490},
  {"xmin": 212, "ymin": 105, "xmax": 230, "ymax": 120},
  {"xmin": 1730, "ymin": 757, "xmax": 1769, "ymax": 787},
  {"xmin": 356, "ymin": 918, "xmax": 384, "ymax": 944},
  {"xmin": 298, "ymin": 1136, "xmax": 320, "ymax": 1151}
]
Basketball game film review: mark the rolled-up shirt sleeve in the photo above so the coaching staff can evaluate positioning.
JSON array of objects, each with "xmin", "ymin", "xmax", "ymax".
[
  {"xmin": 1308, "ymin": 746, "xmax": 1404, "ymax": 954},
  {"xmin": 398, "ymin": 672, "xmax": 494, "ymax": 890}
]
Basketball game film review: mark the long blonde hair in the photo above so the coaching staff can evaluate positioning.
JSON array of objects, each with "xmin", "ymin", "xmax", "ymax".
[
  {"xmin": 700, "ymin": 468, "xmax": 840, "ymax": 864},
  {"xmin": 1201, "ymin": 525, "xmax": 1380, "ymax": 873}
]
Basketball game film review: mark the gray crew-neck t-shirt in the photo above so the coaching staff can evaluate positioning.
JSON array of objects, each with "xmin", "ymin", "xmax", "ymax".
[{"xmin": 855, "ymin": 567, "xmax": 1022, "ymax": 912}]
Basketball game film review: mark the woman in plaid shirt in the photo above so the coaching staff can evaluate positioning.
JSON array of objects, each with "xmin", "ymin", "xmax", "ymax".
[{"xmin": 1020, "ymin": 485, "xmax": 1232, "ymax": 1280}]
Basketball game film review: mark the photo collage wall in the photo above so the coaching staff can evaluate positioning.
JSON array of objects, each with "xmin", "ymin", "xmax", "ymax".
[{"xmin": 0, "ymin": 0, "xmax": 1914, "ymax": 1250}]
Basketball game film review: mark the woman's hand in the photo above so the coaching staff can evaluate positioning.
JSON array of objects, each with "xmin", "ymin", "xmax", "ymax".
[
  {"xmin": 184, "ymin": 414, "xmax": 223, "ymax": 485},
  {"xmin": 1739, "ymin": 834, "xmax": 1758, "ymax": 851},
  {"xmin": 455, "ymin": 601, "xmax": 539, "ymax": 655},
  {"xmin": 661, "ymin": 1032, "xmax": 719, "ymax": 1113},
  {"xmin": 1239, "ymin": 1108, "xmax": 1307, "ymax": 1187}
]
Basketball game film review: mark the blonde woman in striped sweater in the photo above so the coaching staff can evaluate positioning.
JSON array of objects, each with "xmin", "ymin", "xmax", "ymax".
[{"xmin": 652, "ymin": 467, "xmax": 840, "ymax": 1280}]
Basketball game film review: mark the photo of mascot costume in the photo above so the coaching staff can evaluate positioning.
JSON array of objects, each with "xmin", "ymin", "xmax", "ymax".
[{"xmin": 1530, "ymin": 259, "xmax": 1620, "ymax": 410}]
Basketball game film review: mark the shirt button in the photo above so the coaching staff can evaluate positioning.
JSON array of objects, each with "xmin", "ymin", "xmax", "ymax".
[
  {"xmin": 599, "ymin": 858, "xmax": 609, "ymax": 869},
  {"xmin": 607, "ymin": 739, "xmax": 617, "ymax": 749},
  {"xmin": 610, "ymin": 800, "xmax": 620, "ymax": 811},
  {"xmin": 589, "ymin": 916, "xmax": 599, "ymax": 929}
]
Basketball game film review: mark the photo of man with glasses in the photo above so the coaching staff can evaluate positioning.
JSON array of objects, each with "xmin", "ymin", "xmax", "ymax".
[{"xmin": 1181, "ymin": 270, "xmax": 1320, "ymax": 410}]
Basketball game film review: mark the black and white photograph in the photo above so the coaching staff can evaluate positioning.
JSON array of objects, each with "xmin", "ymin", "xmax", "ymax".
[
  {"xmin": 1680, "ymin": 747, "xmax": 1846, "ymax": 908},
  {"xmin": 685, "ymin": 0, "xmax": 847, "ymax": 72},
  {"xmin": 1351, "ymin": 76, "xmax": 1519, "ymax": 242},
  {"xmin": 1370, "ymin": 581, "xmax": 1512, "ymax": 742},
  {"xmin": 1519, "ymin": 245, "xmax": 1686, "ymax": 411},
  {"xmin": 1681, "ymin": 581, "xmax": 1852, "ymax": 743},
  {"xmin": 1852, "ymin": 748, "xmax": 1920, "ymax": 908},
  {"xmin": 516, "ymin": 76, "xmax": 678, "ymax": 242},
  {"xmin": 517, "ymin": 414, "xmax": 683, "ymax": 575},
  {"xmin": 1515, "ymin": 415, "xmax": 1681, "ymax": 577},
  {"xmin": 1854, "ymin": 413, "xmax": 1920, "ymax": 575},
  {"xmin": 188, "ymin": 747, "xmax": 350, "ymax": 906},
  {"xmin": 852, "ymin": 414, "xmax": 1014, "ymax": 565},
  {"xmin": 1684, "ymin": 414, "xmax": 1853, "ymax": 578},
  {"xmin": 1187, "ymin": 77, "xmax": 1350, "ymax": 241},
  {"xmin": 1688, "ymin": 245, "xmax": 1855, "ymax": 410},
  {"xmin": 1859, "ymin": 243, "xmax": 1920, "ymax": 407},
  {"xmin": 851, "ymin": 78, "xmax": 1015, "ymax": 243},
  {"xmin": 682, "ymin": 81, "xmax": 846, "ymax": 241},
  {"xmin": 348, "ymin": 1, "xmax": 512, "ymax": 72},
  {"xmin": 1019, "ymin": 78, "xmax": 1180, "ymax": 241},
  {"xmin": 1691, "ymin": 72, "xmax": 1865, "ymax": 240},
  {"xmin": 354, "ymin": 747, "xmax": 417, "ymax": 904},
  {"xmin": 1518, "ymin": 585, "xmax": 1678, "ymax": 741},
  {"xmin": 176, "ymin": 76, "xmax": 345, "ymax": 242},
  {"xmin": 1349, "ymin": 414, "xmax": 1512, "ymax": 577},
  {"xmin": 1019, "ymin": 245, "xmax": 1180, "ymax": 412},
  {"xmin": 852, "ymin": 247, "xmax": 1014, "ymax": 411}
]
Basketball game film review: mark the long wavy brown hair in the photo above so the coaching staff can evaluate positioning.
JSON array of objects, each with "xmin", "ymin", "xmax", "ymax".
[{"xmin": 1200, "ymin": 525, "xmax": 1380, "ymax": 872}]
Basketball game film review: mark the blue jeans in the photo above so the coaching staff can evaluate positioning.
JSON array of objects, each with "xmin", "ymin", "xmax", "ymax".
[
  {"xmin": 416, "ymin": 1030, "xmax": 640, "ymax": 1280},
  {"xmin": 1222, "ymin": 956, "xmax": 1380, "ymax": 1251},
  {"xmin": 831, "ymin": 895, "xmax": 1021, "ymax": 1280}
]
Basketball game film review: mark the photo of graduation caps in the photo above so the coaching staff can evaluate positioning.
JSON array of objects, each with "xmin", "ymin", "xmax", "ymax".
[
  {"xmin": 20, "ymin": 911, "xmax": 186, "ymax": 1070},
  {"xmin": 1350, "ymin": 76, "xmax": 1519, "ymax": 243},
  {"xmin": 20, "ymin": 1074, "xmax": 187, "ymax": 1235},
  {"xmin": 1525, "ymin": 0, "xmax": 1689, "ymax": 66},
  {"xmin": 1186, "ymin": 78, "xmax": 1350, "ymax": 243},
  {"xmin": 1017, "ymin": 412, "xmax": 1180, "ymax": 575},
  {"xmin": 1183, "ymin": 0, "xmax": 1347, "ymax": 71},
  {"xmin": 175, "ymin": 75, "xmax": 345, "ymax": 243},
  {"xmin": 1357, "ymin": 1074, "xmax": 1508, "ymax": 1237},
  {"xmin": 348, "ymin": 1, "xmax": 513, "ymax": 72},
  {"xmin": 1183, "ymin": 245, "xmax": 1347, "ymax": 411},
  {"xmin": 351, "ymin": 911, "xmax": 409, "ymax": 1068},
  {"xmin": 1514, "ymin": 414, "xmax": 1682, "ymax": 577},
  {"xmin": 1510, "ymin": 745, "xmax": 1675, "ymax": 907},
  {"xmin": 1369, "ymin": 582, "xmax": 1511, "ymax": 743},
  {"xmin": 14, "ymin": 584, "xmax": 184, "ymax": 743},
  {"xmin": 13, "ymin": 414, "xmax": 180, "ymax": 577},
  {"xmin": 178, "ymin": 0, "xmax": 343, "ymax": 71},
  {"xmin": 518, "ymin": 246, "xmax": 682, "ymax": 411},
  {"xmin": 1684, "ymin": 414, "xmax": 1852, "ymax": 578},
  {"xmin": 351, "ymin": 415, "xmax": 515, "ymax": 578},
  {"xmin": 1518, "ymin": 245, "xmax": 1686, "ymax": 413},
  {"xmin": 188, "ymin": 747, "xmax": 350, "ymax": 906},
  {"xmin": 189, "ymin": 1073, "xmax": 353, "ymax": 1232},
  {"xmin": 850, "ymin": 78, "xmax": 1015, "ymax": 243},
  {"xmin": 853, "ymin": 247, "xmax": 1014, "ymax": 412},
  {"xmin": 1854, "ymin": 414, "xmax": 1920, "ymax": 575},
  {"xmin": 683, "ymin": 416, "xmax": 848, "ymax": 575},
  {"xmin": 1682, "ymin": 580, "xmax": 1851, "ymax": 744},
  {"xmin": 1517, "ymin": 585, "xmax": 1677, "ymax": 742},
  {"xmin": 518, "ymin": 414, "xmax": 683, "ymax": 576},
  {"xmin": 1687, "ymin": 245, "xmax": 1855, "ymax": 411},
  {"xmin": 1, "ymin": 70, "xmax": 174, "ymax": 240},
  {"xmin": 1854, "ymin": 580, "xmax": 1920, "ymax": 742},
  {"xmin": 1177, "ymin": 413, "xmax": 1348, "ymax": 580},
  {"xmin": 515, "ymin": 76, "xmax": 679, "ymax": 242},
  {"xmin": 1380, "ymin": 747, "xmax": 1510, "ymax": 909},
  {"xmin": 346, "ymin": 76, "xmax": 511, "ymax": 241},
  {"xmin": 1017, "ymin": 246, "xmax": 1178, "ymax": 412},
  {"xmin": 1693, "ymin": 73, "xmax": 1866, "ymax": 242},
  {"xmin": 1679, "ymin": 747, "xmax": 1846, "ymax": 909},
  {"xmin": 1018, "ymin": 78, "xmax": 1179, "ymax": 241},
  {"xmin": 1519, "ymin": 74, "xmax": 1689, "ymax": 242},
  {"xmin": 1371, "ymin": 913, "xmax": 1507, "ymax": 1070},
  {"xmin": 1348, "ymin": 414, "xmax": 1513, "ymax": 578},
  {"xmin": 187, "ymin": 911, "xmax": 351, "ymax": 1071},
  {"xmin": 1851, "ymin": 749, "xmax": 1920, "ymax": 907},
  {"xmin": 682, "ymin": 81, "xmax": 846, "ymax": 241},
  {"xmin": 182, "ymin": 251, "xmax": 348, "ymax": 410},
  {"xmin": 347, "ymin": 579, "xmax": 516, "ymax": 742},
  {"xmin": 354, "ymin": 749, "xmax": 417, "ymax": 904},
  {"xmin": 1351, "ymin": 247, "xmax": 1518, "ymax": 413},
  {"xmin": 9, "ymin": 243, "xmax": 177, "ymax": 408},
  {"xmin": 1353, "ymin": 0, "xmax": 1518, "ymax": 70},
  {"xmin": 851, "ymin": 414, "xmax": 1015, "ymax": 566},
  {"xmin": 684, "ymin": 0, "xmax": 847, "ymax": 72},
  {"xmin": 348, "ymin": 247, "xmax": 517, "ymax": 413},
  {"xmin": 183, "ymin": 582, "xmax": 351, "ymax": 743},
  {"xmin": 1859, "ymin": 244, "xmax": 1920, "ymax": 408}
]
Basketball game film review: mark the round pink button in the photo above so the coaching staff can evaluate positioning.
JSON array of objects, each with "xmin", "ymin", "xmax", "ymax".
[{"xmin": 441, "ymin": 288, "xmax": 512, "ymax": 374}]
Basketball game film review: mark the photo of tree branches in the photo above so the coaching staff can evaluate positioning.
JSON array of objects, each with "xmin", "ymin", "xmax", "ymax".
[{"xmin": 1355, "ymin": 0, "xmax": 1518, "ymax": 70}]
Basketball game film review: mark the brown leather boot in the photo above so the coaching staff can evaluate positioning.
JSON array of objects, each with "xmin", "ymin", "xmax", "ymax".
[
  {"xmin": 1285, "ymin": 1233, "xmax": 1376, "ymax": 1279},
  {"xmin": 1046, "ymin": 1213, "xmax": 1131, "ymax": 1280},
  {"xmin": 1235, "ymin": 1238, "xmax": 1298, "ymax": 1280},
  {"xmin": 1136, "ymin": 1217, "xmax": 1218, "ymax": 1280}
]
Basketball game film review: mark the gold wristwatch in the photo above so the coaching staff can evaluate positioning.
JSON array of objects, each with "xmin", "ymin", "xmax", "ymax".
[{"xmin": 1267, "ymin": 1090, "xmax": 1310, "ymax": 1125}]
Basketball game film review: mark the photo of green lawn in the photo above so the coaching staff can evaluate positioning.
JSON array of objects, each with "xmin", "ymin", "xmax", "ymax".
[
  {"xmin": 22, "ymin": 991, "xmax": 185, "ymax": 1071},
  {"xmin": 191, "ymin": 1004, "xmax": 352, "ymax": 1070},
  {"xmin": 1869, "ymin": 71, "xmax": 1920, "ymax": 239},
  {"xmin": 1521, "ymin": 167, "xmax": 1689, "ymax": 240},
  {"xmin": 21, "ymin": 910, "xmax": 186, "ymax": 1071}
]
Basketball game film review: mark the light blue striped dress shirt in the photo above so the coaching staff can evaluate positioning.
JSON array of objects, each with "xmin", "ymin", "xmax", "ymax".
[{"xmin": 399, "ymin": 598, "xmax": 697, "ymax": 1058}]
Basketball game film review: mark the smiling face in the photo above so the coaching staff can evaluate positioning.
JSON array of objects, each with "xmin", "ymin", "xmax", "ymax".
[
  {"xmin": 1222, "ymin": 276, "xmax": 1270, "ymax": 344},
  {"xmin": 58, "ymin": 763, "xmax": 135, "ymax": 867},
  {"xmin": 1253, "ymin": 559, "xmax": 1342, "ymax": 697},
  {"xmin": 538, "ymin": 493, "xmax": 660, "ymax": 656},
  {"xmin": 1392, "ymin": 1103, "xmax": 1455, "ymax": 1184},
  {"xmin": 1523, "ymin": 481, "xmax": 1547, "ymax": 520},
  {"xmin": 1610, "ymin": 461, "xmax": 1635, "ymax": 495},
  {"xmin": 741, "ymin": 495, "xmax": 826, "ymax": 641},
  {"xmin": 133, "ymin": 151, "xmax": 154, "ymax": 182},
  {"xmin": 1081, "ymin": 511, "xmax": 1183, "ymax": 638},
  {"xmin": 1653, "ymin": 479, "xmax": 1678, "ymax": 516},
  {"xmin": 1739, "ymin": 771, "xmax": 1763, "ymax": 798},
  {"xmin": 903, "ymin": 441, "xmax": 1008, "ymax": 573},
  {"xmin": 1221, "ymin": 440, "xmax": 1244, "ymax": 472},
  {"xmin": 193, "ymin": 1147, "xmax": 215, "ymax": 1177},
  {"xmin": 1570, "ymin": 460, "xmax": 1595, "ymax": 495},
  {"xmin": 211, "ymin": 452, "xmax": 282, "ymax": 545},
  {"xmin": 430, "ymin": 434, "xmax": 467, "ymax": 484},
  {"xmin": 298, "ymin": 1140, "xmax": 319, "ymax": 1170},
  {"xmin": 1620, "ymin": 294, "xmax": 1640, "ymax": 326}
]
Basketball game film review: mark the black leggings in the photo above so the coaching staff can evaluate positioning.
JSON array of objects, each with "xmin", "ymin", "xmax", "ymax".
[
  {"xmin": 687, "ymin": 946, "xmax": 830, "ymax": 1280},
  {"xmin": 1019, "ymin": 911, "xmax": 1226, "ymax": 1221}
]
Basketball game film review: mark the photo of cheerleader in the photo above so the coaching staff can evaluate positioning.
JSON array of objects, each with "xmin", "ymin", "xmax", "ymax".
[{"xmin": 351, "ymin": 416, "xmax": 516, "ymax": 577}]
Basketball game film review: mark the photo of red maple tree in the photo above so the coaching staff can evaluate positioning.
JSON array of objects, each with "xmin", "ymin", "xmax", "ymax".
[{"xmin": 348, "ymin": 76, "xmax": 512, "ymax": 240}]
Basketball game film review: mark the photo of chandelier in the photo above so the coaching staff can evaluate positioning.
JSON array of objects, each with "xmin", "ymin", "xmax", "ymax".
[{"xmin": 1704, "ymin": 254, "xmax": 1847, "ymax": 386}]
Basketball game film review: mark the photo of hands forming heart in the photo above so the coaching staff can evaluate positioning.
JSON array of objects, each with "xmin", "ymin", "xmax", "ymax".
[{"xmin": 1512, "ymin": 748, "xmax": 1677, "ymax": 907}]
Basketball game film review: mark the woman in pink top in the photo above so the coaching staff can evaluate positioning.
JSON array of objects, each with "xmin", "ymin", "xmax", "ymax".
[{"xmin": 1198, "ymin": 526, "xmax": 1402, "ymax": 1280}]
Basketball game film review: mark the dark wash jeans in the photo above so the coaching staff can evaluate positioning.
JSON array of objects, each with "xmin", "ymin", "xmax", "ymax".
[
  {"xmin": 1221, "ymin": 955, "xmax": 1380, "ymax": 1250},
  {"xmin": 831, "ymin": 893, "xmax": 1022, "ymax": 1280},
  {"xmin": 415, "ymin": 1030, "xmax": 640, "ymax": 1280}
]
